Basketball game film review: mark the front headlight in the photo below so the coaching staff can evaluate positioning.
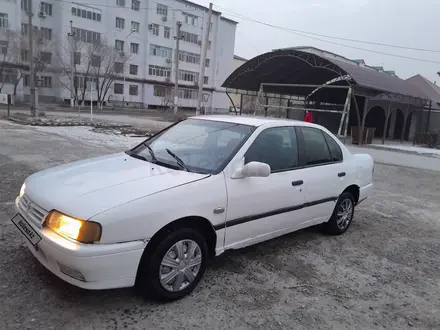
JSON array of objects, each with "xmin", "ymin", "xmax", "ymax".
[
  {"xmin": 44, "ymin": 210, "xmax": 102, "ymax": 244},
  {"xmin": 19, "ymin": 183, "xmax": 26, "ymax": 199}
]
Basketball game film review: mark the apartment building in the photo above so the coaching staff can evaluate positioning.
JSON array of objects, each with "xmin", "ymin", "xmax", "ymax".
[{"xmin": 0, "ymin": 0, "xmax": 237, "ymax": 111}]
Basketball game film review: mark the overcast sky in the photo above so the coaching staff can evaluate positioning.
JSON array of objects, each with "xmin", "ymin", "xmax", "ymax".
[{"xmin": 193, "ymin": 0, "xmax": 440, "ymax": 83}]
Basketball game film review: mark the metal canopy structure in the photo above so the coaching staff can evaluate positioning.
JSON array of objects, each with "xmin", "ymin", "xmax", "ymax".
[
  {"xmin": 222, "ymin": 48, "xmax": 433, "ymax": 144},
  {"xmin": 222, "ymin": 48, "xmax": 428, "ymax": 103}
]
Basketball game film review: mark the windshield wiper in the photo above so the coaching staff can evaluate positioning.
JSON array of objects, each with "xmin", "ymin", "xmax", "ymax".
[
  {"xmin": 126, "ymin": 151, "xmax": 148, "ymax": 162},
  {"xmin": 145, "ymin": 145, "xmax": 157, "ymax": 163},
  {"xmin": 166, "ymin": 148, "xmax": 191, "ymax": 172}
]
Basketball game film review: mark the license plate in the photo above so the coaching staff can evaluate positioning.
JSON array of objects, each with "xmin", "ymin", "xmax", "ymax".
[{"xmin": 11, "ymin": 213, "xmax": 42, "ymax": 246}]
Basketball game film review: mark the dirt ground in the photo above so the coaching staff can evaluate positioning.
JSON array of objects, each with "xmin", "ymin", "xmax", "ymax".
[{"xmin": 1, "ymin": 120, "xmax": 440, "ymax": 330}]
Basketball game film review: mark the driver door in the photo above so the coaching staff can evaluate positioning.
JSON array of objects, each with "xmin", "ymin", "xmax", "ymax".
[{"xmin": 223, "ymin": 126, "xmax": 308, "ymax": 250}]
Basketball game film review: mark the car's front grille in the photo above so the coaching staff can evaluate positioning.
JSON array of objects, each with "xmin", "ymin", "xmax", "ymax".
[{"xmin": 18, "ymin": 194, "xmax": 48, "ymax": 228}]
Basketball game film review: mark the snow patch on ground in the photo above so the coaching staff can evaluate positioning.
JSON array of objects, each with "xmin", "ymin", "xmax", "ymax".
[
  {"xmin": 35, "ymin": 125, "xmax": 145, "ymax": 150},
  {"xmin": 370, "ymin": 144, "xmax": 440, "ymax": 158}
]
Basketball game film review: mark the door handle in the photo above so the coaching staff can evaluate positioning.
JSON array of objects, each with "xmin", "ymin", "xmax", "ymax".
[
  {"xmin": 338, "ymin": 172, "xmax": 346, "ymax": 177},
  {"xmin": 292, "ymin": 180, "xmax": 304, "ymax": 186}
]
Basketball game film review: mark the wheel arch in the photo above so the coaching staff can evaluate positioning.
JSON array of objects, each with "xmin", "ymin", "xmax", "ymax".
[
  {"xmin": 342, "ymin": 184, "xmax": 360, "ymax": 204},
  {"xmin": 136, "ymin": 216, "xmax": 218, "ymax": 280}
]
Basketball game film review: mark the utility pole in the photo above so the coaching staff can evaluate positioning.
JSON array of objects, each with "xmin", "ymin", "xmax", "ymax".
[
  {"xmin": 68, "ymin": 20, "xmax": 76, "ymax": 108},
  {"xmin": 196, "ymin": 2, "xmax": 213, "ymax": 116},
  {"xmin": 28, "ymin": 0, "xmax": 36, "ymax": 116},
  {"xmin": 123, "ymin": 29, "xmax": 135, "ymax": 110},
  {"xmin": 173, "ymin": 21, "xmax": 182, "ymax": 114}
]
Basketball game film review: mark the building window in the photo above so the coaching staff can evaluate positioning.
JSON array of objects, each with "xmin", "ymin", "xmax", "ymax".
[
  {"xmin": 179, "ymin": 51, "xmax": 200, "ymax": 64},
  {"xmin": 23, "ymin": 74, "xmax": 30, "ymax": 86},
  {"xmin": 114, "ymin": 62, "xmax": 123, "ymax": 73},
  {"xmin": 74, "ymin": 76, "xmax": 98, "ymax": 89},
  {"xmin": 114, "ymin": 83, "xmax": 123, "ymax": 94},
  {"xmin": 204, "ymin": 76, "xmax": 208, "ymax": 84},
  {"xmin": 116, "ymin": 17, "xmax": 125, "ymax": 29},
  {"xmin": 205, "ymin": 58, "xmax": 210, "ymax": 67},
  {"xmin": 208, "ymin": 41, "xmax": 211, "ymax": 49},
  {"xmin": 129, "ymin": 64, "xmax": 138, "ymax": 75},
  {"xmin": 154, "ymin": 85, "xmax": 166, "ymax": 97},
  {"xmin": 72, "ymin": 6, "xmax": 102, "ymax": 21},
  {"xmin": 72, "ymin": 28, "xmax": 101, "ymax": 44},
  {"xmin": 164, "ymin": 27, "xmax": 170, "ymax": 39},
  {"xmin": 0, "ymin": 68, "xmax": 18, "ymax": 84},
  {"xmin": 74, "ymin": 52, "xmax": 81, "ymax": 65},
  {"xmin": 21, "ymin": 23, "xmax": 28, "ymax": 36},
  {"xmin": 116, "ymin": 0, "xmax": 125, "ymax": 7},
  {"xmin": 41, "ymin": 52, "xmax": 52, "ymax": 64},
  {"xmin": 40, "ymin": 2, "xmax": 52, "ymax": 16},
  {"xmin": 179, "ymin": 88, "xmax": 198, "ymax": 99},
  {"xmin": 157, "ymin": 4, "xmax": 168, "ymax": 16},
  {"xmin": 129, "ymin": 85, "xmax": 138, "ymax": 95},
  {"xmin": 0, "ymin": 13, "xmax": 8, "ymax": 28},
  {"xmin": 21, "ymin": 0, "xmax": 29, "ymax": 12},
  {"xmin": 40, "ymin": 27, "xmax": 52, "ymax": 40},
  {"xmin": 21, "ymin": 24, "xmax": 39, "ymax": 37},
  {"xmin": 181, "ymin": 31, "xmax": 199, "ymax": 44},
  {"xmin": 179, "ymin": 69, "xmax": 199, "ymax": 83},
  {"xmin": 130, "ymin": 43, "xmax": 139, "ymax": 54},
  {"xmin": 151, "ymin": 24, "xmax": 159, "ymax": 36},
  {"xmin": 115, "ymin": 39, "xmax": 124, "ymax": 51},
  {"xmin": 182, "ymin": 12, "xmax": 197, "ymax": 26},
  {"xmin": 0, "ymin": 41, "xmax": 7, "ymax": 55},
  {"xmin": 131, "ymin": 0, "xmax": 140, "ymax": 11},
  {"xmin": 150, "ymin": 44, "xmax": 172, "ymax": 58},
  {"xmin": 131, "ymin": 21, "xmax": 140, "ymax": 33},
  {"xmin": 149, "ymin": 65, "xmax": 171, "ymax": 78},
  {"xmin": 21, "ymin": 50, "xmax": 28, "ymax": 62},
  {"xmin": 40, "ymin": 76, "xmax": 52, "ymax": 88},
  {"xmin": 91, "ymin": 55, "xmax": 101, "ymax": 67}
]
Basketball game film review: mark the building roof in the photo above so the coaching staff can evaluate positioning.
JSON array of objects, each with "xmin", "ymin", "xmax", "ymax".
[
  {"xmin": 176, "ymin": 0, "xmax": 238, "ymax": 25},
  {"xmin": 406, "ymin": 74, "xmax": 440, "ymax": 104},
  {"xmin": 233, "ymin": 55, "xmax": 248, "ymax": 61},
  {"xmin": 222, "ymin": 47, "xmax": 430, "ymax": 103},
  {"xmin": 221, "ymin": 16, "xmax": 239, "ymax": 25}
]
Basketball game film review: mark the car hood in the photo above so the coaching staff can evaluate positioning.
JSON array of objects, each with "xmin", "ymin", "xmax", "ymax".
[{"xmin": 25, "ymin": 152, "xmax": 209, "ymax": 219}]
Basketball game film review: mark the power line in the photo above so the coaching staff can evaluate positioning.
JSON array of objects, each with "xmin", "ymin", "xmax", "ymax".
[{"xmin": 215, "ymin": 4, "xmax": 440, "ymax": 64}]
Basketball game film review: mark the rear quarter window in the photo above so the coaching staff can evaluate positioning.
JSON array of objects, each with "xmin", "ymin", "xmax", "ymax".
[{"xmin": 322, "ymin": 131, "xmax": 343, "ymax": 162}]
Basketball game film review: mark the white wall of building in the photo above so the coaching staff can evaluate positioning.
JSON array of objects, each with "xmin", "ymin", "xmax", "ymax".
[{"xmin": 0, "ymin": 0, "xmax": 237, "ymax": 110}]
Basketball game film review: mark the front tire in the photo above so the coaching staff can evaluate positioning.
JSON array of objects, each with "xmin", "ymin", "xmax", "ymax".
[
  {"xmin": 136, "ymin": 228, "xmax": 208, "ymax": 302},
  {"xmin": 323, "ymin": 192, "xmax": 355, "ymax": 235}
]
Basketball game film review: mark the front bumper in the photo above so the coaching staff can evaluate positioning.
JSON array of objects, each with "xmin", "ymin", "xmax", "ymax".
[{"xmin": 15, "ymin": 197, "xmax": 147, "ymax": 290}]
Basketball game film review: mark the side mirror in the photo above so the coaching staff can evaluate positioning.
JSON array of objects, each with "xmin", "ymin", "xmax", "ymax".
[{"xmin": 232, "ymin": 161, "xmax": 271, "ymax": 179}]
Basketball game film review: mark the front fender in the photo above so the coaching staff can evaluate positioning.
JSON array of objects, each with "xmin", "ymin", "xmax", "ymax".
[{"xmin": 91, "ymin": 174, "xmax": 227, "ymax": 245}]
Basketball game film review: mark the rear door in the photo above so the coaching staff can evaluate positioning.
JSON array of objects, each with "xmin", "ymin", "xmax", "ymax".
[{"xmin": 296, "ymin": 126, "xmax": 348, "ymax": 223}]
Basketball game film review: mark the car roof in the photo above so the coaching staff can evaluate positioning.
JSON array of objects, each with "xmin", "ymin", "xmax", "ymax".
[{"xmin": 190, "ymin": 114, "xmax": 322, "ymax": 129}]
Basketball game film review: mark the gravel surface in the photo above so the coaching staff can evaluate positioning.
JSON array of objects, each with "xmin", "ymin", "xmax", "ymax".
[{"xmin": 1, "ymin": 120, "xmax": 440, "ymax": 330}]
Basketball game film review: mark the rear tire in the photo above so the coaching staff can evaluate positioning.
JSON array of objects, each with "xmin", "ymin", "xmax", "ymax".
[
  {"xmin": 323, "ymin": 192, "xmax": 355, "ymax": 235},
  {"xmin": 136, "ymin": 228, "xmax": 208, "ymax": 302}
]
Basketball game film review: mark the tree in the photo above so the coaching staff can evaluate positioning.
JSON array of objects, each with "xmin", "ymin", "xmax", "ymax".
[
  {"xmin": 90, "ymin": 42, "xmax": 130, "ymax": 108},
  {"xmin": 0, "ymin": 29, "xmax": 21, "ymax": 93},
  {"xmin": 16, "ymin": 27, "xmax": 54, "ymax": 104},
  {"xmin": 56, "ymin": 39, "xmax": 102, "ymax": 108},
  {"xmin": 56, "ymin": 38, "xmax": 129, "ymax": 109}
]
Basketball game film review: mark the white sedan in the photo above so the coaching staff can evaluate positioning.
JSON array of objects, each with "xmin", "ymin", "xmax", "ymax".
[{"xmin": 13, "ymin": 115, "xmax": 374, "ymax": 301}]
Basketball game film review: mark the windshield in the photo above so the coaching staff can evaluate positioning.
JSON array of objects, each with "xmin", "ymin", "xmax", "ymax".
[{"xmin": 128, "ymin": 118, "xmax": 255, "ymax": 174}]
